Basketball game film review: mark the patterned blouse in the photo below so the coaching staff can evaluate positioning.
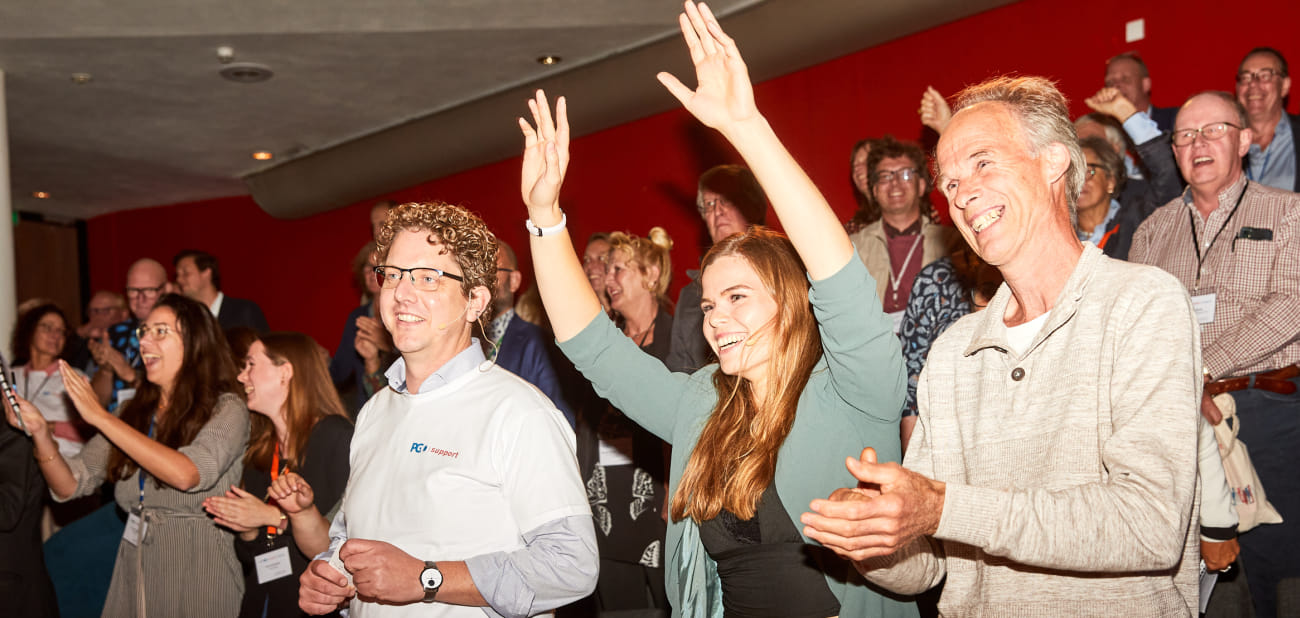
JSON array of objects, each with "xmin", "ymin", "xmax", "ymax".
[{"xmin": 899, "ymin": 257, "xmax": 972, "ymax": 417}]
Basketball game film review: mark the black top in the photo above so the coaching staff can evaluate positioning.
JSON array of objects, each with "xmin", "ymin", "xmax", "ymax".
[
  {"xmin": 0, "ymin": 424, "xmax": 60, "ymax": 617},
  {"xmin": 699, "ymin": 485, "xmax": 841, "ymax": 618},
  {"xmin": 234, "ymin": 414, "xmax": 353, "ymax": 618}
]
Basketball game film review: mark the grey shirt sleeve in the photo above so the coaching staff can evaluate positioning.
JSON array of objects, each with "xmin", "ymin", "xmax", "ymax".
[{"xmin": 464, "ymin": 514, "xmax": 599, "ymax": 618}]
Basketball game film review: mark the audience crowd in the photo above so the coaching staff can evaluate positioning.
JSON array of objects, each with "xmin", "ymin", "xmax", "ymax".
[{"xmin": 2, "ymin": 4, "xmax": 1297, "ymax": 617}]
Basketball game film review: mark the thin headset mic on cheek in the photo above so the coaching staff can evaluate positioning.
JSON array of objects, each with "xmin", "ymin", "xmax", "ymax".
[{"xmin": 436, "ymin": 303, "xmax": 473, "ymax": 330}]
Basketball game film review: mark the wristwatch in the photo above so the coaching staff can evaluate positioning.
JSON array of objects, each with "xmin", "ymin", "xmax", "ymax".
[{"xmin": 419, "ymin": 561, "xmax": 443, "ymax": 602}]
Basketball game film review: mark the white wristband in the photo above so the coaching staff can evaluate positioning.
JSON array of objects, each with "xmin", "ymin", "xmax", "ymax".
[{"xmin": 525, "ymin": 211, "xmax": 567, "ymax": 237}]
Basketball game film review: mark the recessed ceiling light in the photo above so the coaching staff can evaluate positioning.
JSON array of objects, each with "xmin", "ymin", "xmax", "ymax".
[
  {"xmin": 70, "ymin": 73, "xmax": 92, "ymax": 85},
  {"xmin": 252, "ymin": 151, "xmax": 273, "ymax": 161},
  {"xmin": 220, "ymin": 62, "xmax": 274, "ymax": 83},
  {"xmin": 537, "ymin": 55, "xmax": 562, "ymax": 66},
  {"xmin": 32, "ymin": 191, "xmax": 50, "ymax": 199}
]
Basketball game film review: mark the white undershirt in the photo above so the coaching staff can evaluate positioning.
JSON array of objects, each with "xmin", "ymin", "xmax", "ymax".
[
  {"xmin": 209, "ymin": 291, "xmax": 225, "ymax": 317},
  {"xmin": 1005, "ymin": 312, "xmax": 1050, "ymax": 355}
]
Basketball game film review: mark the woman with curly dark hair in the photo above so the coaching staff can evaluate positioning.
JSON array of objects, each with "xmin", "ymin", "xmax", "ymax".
[{"xmin": 5, "ymin": 293, "xmax": 249, "ymax": 617}]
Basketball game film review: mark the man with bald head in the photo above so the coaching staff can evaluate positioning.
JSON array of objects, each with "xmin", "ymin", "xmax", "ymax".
[
  {"xmin": 1132, "ymin": 90, "xmax": 1300, "ymax": 618},
  {"xmin": 90, "ymin": 258, "xmax": 172, "ymax": 409}
]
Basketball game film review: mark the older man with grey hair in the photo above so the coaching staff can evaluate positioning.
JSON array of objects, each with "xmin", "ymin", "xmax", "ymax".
[
  {"xmin": 802, "ymin": 76, "xmax": 1201, "ymax": 615},
  {"xmin": 1132, "ymin": 90, "xmax": 1300, "ymax": 618}
]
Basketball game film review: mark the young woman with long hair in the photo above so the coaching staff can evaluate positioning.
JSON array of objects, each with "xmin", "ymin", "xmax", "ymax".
[
  {"xmin": 5, "ymin": 293, "xmax": 249, "ymax": 617},
  {"xmin": 517, "ymin": 3, "xmax": 914, "ymax": 616},
  {"xmin": 203, "ymin": 331, "xmax": 353, "ymax": 618}
]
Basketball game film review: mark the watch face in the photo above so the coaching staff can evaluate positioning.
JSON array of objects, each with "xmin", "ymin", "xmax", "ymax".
[{"xmin": 420, "ymin": 566, "xmax": 443, "ymax": 590}]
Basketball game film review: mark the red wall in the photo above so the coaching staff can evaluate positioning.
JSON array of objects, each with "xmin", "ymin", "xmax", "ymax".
[{"xmin": 86, "ymin": 0, "xmax": 1300, "ymax": 350}]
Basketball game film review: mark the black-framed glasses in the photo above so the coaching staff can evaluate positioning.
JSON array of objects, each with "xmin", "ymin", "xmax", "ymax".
[
  {"xmin": 135, "ymin": 323, "xmax": 176, "ymax": 341},
  {"xmin": 1236, "ymin": 68, "xmax": 1284, "ymax": 84},
  {"xmin": 125, "ymin": 285, "xmax": 165, "ymax": 299},
  {"xmin": 497, "ymin": 268, "xmax": 515, "ymax": 274},
  {"xmin": 1171, "ymin": 122, "xmax": 1241, "ymax": 147},
  {"xmin": 871, "ymin": 168, "xmax": 919, "ymax": 185},
  {"xmin": 37, "ymin": 323, "xmax": 67, "ymax": 337},
  {"xmin": 374, "ymin": 265, "xmax": 464, "ymax": 292}
]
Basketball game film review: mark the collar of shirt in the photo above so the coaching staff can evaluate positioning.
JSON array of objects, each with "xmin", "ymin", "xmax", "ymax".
[
  {"xmin": 384, "ymin": 339, "xmax": 487, "ymax": 394},
  {"xmin": 1077, "ymin": 199, "xmax": 1122, "ymax": 244},
  {"xmin": 209, "ymin": 291, "xmax": 225, "ymax": 317},
  {"xmin": 486, "ymin": 309, "xmax": 513, "ymax": 343},
  {"xmin": 963, "ymin": 243, "xmax": 1100, "ymax": 358},
  {"xmin": 1181, "ymin": 173, "xmax": 1249, "ymax": 222},
  {"xmin": 883, "ymin": 218, "xmax": 923, "ymax": 238}
]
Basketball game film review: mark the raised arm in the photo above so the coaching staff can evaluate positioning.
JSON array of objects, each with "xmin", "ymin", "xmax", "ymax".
[
  {"xmin": 519, "ymin": 92, "xmax": 603, "ymax": 343},
  {"xmin": 657, "ymin": 1, "xmax": 852, "ymax": 279}
]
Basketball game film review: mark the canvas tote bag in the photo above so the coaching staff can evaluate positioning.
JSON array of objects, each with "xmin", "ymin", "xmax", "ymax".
[{"xmin": 1211, "ymin": 393, "xmax": 1283, "ymax": 532}]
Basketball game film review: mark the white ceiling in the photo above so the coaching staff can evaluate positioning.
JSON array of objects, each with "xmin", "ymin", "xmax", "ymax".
[{"xmin": 0, "ymin": 0, "xmax": 1013, "ymax": 220}]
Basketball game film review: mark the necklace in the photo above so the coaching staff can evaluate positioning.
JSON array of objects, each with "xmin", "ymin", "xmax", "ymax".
[{"xmin": 625, "ymin": 311, "xmax": 657, "ymax": 347}]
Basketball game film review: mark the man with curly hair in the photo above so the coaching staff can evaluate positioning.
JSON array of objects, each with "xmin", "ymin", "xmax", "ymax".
[
  {"xmin": 847, "ymin": 136, "xmax": 956, "ymax": 332},
  {"xmin": 299, "ymin": 202, "xmax": 597, "ymax": 617}
]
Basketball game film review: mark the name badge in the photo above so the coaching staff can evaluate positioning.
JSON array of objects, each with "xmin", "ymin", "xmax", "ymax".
[
  {"xmin": 255, "ymin": 546, "xmax": 294, "ymax": 584},
  {"xmin": 123, "ymin": 510, "xmax": 148, "ymax": 546},
  {"xmin": 1191, "ymin": 293, "xmax": 1216, "ymax": 325},
  {"xmin": 887, "ymin": 310, "xmax": 906, "ymax": 335}
]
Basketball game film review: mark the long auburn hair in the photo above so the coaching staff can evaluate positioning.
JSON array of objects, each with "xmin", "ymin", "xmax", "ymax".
[
  {"xmin": 243, "ymin": 332, "xmax": 351, "ymax": 472},
  {"xmin": 107, "ymin": 294, "xmax": 240, "ymax": 484},
  {"xmin": 670, "ymin": 227, "xmax": 823, "ymax": 522}
]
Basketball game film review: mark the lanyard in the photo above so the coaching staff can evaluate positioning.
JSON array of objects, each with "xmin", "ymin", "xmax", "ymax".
[
  {"xmin": 22, "ymin": 363, "xmax": 59, "ymax": 400},
  {"xmin": 266, "ymin": 443, "xmax": 282, "ymax": 537},
  {"xmin": 1188, "ymin": 184, "xmax": 1248, "ymax": 287},
  {"xmin": 888, "ymin": 233, "xmax": 924, "ymax": 302},
  {"xmin": 138, "ymin": 416, "xmax": 156, "ymax": 507}
]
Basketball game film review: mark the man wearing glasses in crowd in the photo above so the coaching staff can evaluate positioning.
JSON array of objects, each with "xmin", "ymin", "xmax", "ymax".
[
  {"xmin": 89, "ymin": 258, "xmax": 172, "ymax": 410},
  {"xmin": 847, "ymin": 136, "xmax": 955, "ymax": 335},
  {"xmin": 1236, "ymin": 47, "xmax": 1298, "ymax": 192},
  {"xmin": 1131, "ymin": 90, "xmax": 1300, "ymax": 618},
  {"xmin": 299, "ymin": 202, "xmax": 595, "ymax": 617}
]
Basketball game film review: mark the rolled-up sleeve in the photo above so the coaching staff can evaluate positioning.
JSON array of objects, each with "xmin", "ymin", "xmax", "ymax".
[{"xmin": 465, "ymin": 515, "xmax": 599, "ymax": 618}]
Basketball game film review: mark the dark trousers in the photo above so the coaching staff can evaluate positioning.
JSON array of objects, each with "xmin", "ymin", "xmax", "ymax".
[{"xmin": 1233, "ymin": 375, "xmax": 1300, "ymax": 618}]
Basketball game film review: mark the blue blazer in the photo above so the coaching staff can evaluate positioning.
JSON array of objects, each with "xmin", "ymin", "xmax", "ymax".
[{"xmin": 495, "ymin": 314, "xmax": 574, "ymax": 427}]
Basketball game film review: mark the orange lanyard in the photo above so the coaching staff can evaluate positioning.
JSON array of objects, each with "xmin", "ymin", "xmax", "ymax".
[{"xmin": 266, "ymin": 443, "xmax": 281, "ymax": 536}]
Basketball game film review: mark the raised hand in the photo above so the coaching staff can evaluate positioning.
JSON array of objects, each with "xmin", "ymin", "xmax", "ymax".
[
  {"xmin": 656, "ymin": 1, "xmax": 758, "ymax": 134},
  {"xmin": 919, "ymin": 86, "xmax": 952, "ymax": 134},
  {"xmin": 1084, "ymin": 87, "xmax": 1138, "ymax": 122},
  {"xmin": 269, "ymin": 471, "xmax": 316, "ymax": 514},
  {"xmin": 355, "ymin": 316, "xmax": 391, "ymax": 353},
  {"xmin": 60, "ymin": 361, "xmax": 112, "ymax": 428},
  {"xmin": 518, "ymin": 90, "xmax": 570, "ymax": 219}
]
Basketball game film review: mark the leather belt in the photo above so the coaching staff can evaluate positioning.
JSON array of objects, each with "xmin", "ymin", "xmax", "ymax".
[{"xmin": 1206, "ymin": 365, "xmax": 1299, "ymax": 396}]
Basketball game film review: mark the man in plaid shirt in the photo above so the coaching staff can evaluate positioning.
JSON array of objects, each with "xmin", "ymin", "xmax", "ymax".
[{"xmin": 1130, "ymin": 91, "xmax": 1300, "ymax": 618}]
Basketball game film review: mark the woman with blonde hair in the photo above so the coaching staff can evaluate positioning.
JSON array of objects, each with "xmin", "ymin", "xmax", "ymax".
[
  {"xmin": 516, "ymin": 3, "xmax": 913, "ymax": 616},
  {"xmin": 203, "ymin": 331, "xmax": 353, "ymax": 618},
  {"xmin": 571, "ymin": 226, "xmax": 675, "ymax": 614}
]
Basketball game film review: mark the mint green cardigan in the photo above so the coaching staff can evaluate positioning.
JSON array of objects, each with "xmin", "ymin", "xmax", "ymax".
[{"xmin": 559, "ymin": 256, "xmax": 917, "ymax": 617}]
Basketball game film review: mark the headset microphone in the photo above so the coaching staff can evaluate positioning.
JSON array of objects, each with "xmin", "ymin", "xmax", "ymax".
[{"xmin": 436, "ymin": 303, "xmax": 473, "ymax": 330}]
